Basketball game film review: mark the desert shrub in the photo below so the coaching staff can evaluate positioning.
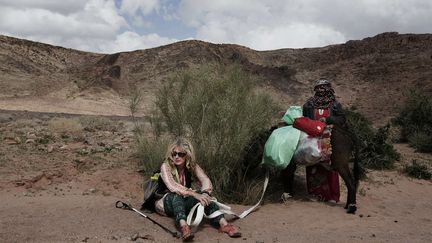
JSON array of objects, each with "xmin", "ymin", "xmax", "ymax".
[
  {"xmin": 344, "ymin": 108, "xmax": 400, "ymax": 170},
  {"xmin": 408, "ymin": 132, "xmax": 432, "ymax": 153},
  {"xmin": 135, "ymin": 136, "xmax": 170, "ymax": 173},
  {"xmin": 393, "ymin": 90, "xmax": 432, "ymax": 153},
  {"xmin": 79, "ymin": 116, "xmax": 119, "ymax": 132},
  {"xmin": 48, "ymin": 118, "xmax": 83, "ymax": 138},
  {"xmin": 404, "ymin": 160, "xmax": 431, "ymax": 180},
  {"xmin": 135, "ymin": 63, "xmax": 280, "ymax": 203},
  {"xmin": 36, "ymin": 134, "xmax": 54, "ymax": 144},
  {"xmin": 129, "ymin": 89, "xmax": 142, "ymax": 121}
]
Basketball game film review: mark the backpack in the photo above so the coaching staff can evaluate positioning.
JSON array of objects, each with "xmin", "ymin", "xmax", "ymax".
[
  {"xmin": 141, "ymin": 171, "xmax": 162, "ymax": 211},
  {"xmin": 140, "ymin": 168, "xmax": 194, "ymax": 211}
]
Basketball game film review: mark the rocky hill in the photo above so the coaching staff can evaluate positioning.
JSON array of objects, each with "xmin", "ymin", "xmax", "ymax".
[{"xmin": 1, "ymin": 32, "xmax": 431, "ymax": 124}]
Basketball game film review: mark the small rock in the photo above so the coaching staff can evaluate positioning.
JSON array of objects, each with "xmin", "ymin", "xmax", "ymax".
[
  {"xmin": 27, "ymin": 133, "xmax": 37, "ymax": 139},
  {"xmin": 111, "ymin": 235, "xmax": 119, "ymax": 240},
  {"xmin": 4, "ymin": 138, "xmax": 19, "ymax": 145},
  {"xmin": 371, "ymin": 234, "xmax": 376, "ymax": 237},
  {"xmin": 82, "ymin": 236, "xmax": 89, "ymax": 242},
  {"xmin": 142, "ymin": 234, "xmax": 154, "ymax": 240},
  {"xmin": 47, "ymin": 145, "xmax": 54, "ymax": 153},
  {"xmin": 15, "ymin": 181, "xmax": 25, "ymax": 186},
  {"xmin": 359, "ymin": 214, "xmax": 363, "ymax": 218},
  {"xmin": 25, "ymin": 139, "xmax": 35, "ymax": 144},
  {"xmin": 14, "ymin": 137, "xmax": 22, "ymax": 144},
  {"xmin": 131, "ymin": 233, "xmax": 139, "ymax": 241}
]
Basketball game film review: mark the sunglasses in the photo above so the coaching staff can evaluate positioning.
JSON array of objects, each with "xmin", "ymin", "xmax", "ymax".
[{"xmin": 172, "ymin": 151, "xmax": 187, "ymax": 158}]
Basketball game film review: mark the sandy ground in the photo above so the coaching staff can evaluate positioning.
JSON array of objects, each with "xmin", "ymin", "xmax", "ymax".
[
  {"xmin": 1, "ymin": 169, "xmax": 431, "ymax": 243},
  {"xmin": 1, "ymin": 109, "xmax": 431, "ymax": 243}
]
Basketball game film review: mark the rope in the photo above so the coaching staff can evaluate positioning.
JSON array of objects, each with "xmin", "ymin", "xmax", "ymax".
[{"xmin": 187, "ymin": 169, "xmax": 269, "ymax": 226}]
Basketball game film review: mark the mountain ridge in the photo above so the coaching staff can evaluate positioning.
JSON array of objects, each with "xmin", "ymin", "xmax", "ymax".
[{"xmin": 1, "ymin": 32, "xmax": 431, "ymax": 124}]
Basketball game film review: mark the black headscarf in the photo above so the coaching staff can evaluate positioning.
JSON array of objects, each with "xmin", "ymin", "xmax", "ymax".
[{"xmin": 306, "ymin": 83, "xmax": 336, "ymax": 108}]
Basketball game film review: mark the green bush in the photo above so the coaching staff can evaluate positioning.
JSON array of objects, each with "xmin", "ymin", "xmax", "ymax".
[
  {"xmin": 135, "ymin": 63, "xmax": 280, "ymax": 203},
  {"xmin": 404, "ymin": 160, "xmax": 431, "ymax": 180},
  {"xmin": 135, "ymin": 136, "xmax": 170, "ymax": 174},
  {"xmin": 345, "ymin": 108, "xmax": 400, "ymax": 170},
  {"xmin": 394, "ymin": 90, "xmax": 432, "ymax": 153},
  {"xmin": 408, "ymin": 132, "xmax": 432, "ymax": 153}
]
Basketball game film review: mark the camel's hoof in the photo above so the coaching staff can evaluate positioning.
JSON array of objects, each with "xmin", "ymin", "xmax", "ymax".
[
  {"xmin": 346, "ymin": 204, "xmax": 357, "ymax": 214},
  {"xmin": 280, "ymin": 192, "xmax": 292, "ymax": 203}
]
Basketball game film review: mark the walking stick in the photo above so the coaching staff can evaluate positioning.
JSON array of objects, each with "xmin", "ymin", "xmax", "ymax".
[{"xmin": 115, "ymin": 201, "xmax": 180, "ymax": 238}]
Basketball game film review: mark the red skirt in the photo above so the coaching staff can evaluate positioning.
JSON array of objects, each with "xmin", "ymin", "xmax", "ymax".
[{"xmin": 306, "ymin": 162, "xmax": 340, "ymax": 202}]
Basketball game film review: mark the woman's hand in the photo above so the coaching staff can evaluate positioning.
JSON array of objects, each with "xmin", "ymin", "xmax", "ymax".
[{"xmin": 192, "ymin": 191, "xmax": 212, "ymax": 206}]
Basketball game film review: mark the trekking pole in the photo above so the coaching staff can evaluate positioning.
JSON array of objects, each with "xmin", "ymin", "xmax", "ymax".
[{"xmin": 115, "ymin": 201, "xmax": 180, "ymax": 238}]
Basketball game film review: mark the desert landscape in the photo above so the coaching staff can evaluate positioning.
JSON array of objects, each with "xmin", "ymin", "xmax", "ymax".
[{"xmin": 1, "ymin": 32, "xmax": 432, "ymax": 242}]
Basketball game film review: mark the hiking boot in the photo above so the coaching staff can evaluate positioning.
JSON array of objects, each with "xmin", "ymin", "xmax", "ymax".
[
  {"xmin": 219, "ymin": 223, "xmax": 241, "ymax": 238},
  {"xmin": 180, "ymin": 225, "xmax": 194, "ymax": 241}
]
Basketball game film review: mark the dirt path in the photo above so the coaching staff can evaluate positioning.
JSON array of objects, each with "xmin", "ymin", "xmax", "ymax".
[{"xmin": 1, "ymin": 168, "xmax": 431, "ymax": 243}]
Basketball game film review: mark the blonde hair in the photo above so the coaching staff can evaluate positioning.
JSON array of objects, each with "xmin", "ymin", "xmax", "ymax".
[{"xmin": 164, "ymin": 137, "xmax": 196, "ymax": 171}]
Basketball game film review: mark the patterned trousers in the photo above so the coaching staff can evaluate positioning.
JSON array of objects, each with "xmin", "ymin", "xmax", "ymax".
[{"xmin": 163, "ymin": 192, "xmax": 223, "ymax": 227}]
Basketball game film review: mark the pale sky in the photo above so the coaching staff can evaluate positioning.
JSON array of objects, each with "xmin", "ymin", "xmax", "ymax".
[{"xmin": 0, "ymin": 0, "xmax": 431, "ymax": 53}]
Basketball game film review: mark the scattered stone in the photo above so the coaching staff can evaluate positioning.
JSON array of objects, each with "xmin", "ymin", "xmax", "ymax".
[
  {"xmin": 37, "ymin": 145, "xmax": 46, "ymax": 151},
  {"xmin": 141, "ymin": 234, "xmax": 154, "ymax": 241},
  {"xmin": 4, "ymin": 138, "xmax": 19, "ymax": 145},
  {"xmin": 15, "ymin": 181, "xmax": 25, "ymax": 186},
  {"xmin": 82, "ymin": 236, "xmax": 89, "ymax": 242},
  {"xmin": 14, "ymin": 137, "xmax": 22, "ymax": 144},
  {"xmin": 131, "ymin": 233, "xmax": 139, "ymax": 241},
  {"xmin": 359, "ymin": 214, "xmax": 363, "ymax": 218},
  {"xmin": 371, "ymin": 234, "xmax": 376, "ymax": 237},
  {"xmin": 27, "ymin": 133, "xmax": 37, "ymax": 139},
  {"xmin": 111, "ymin": 235, "xmax": 119, "ymax": 240},
  {"xmin": 84, "ymin": 137, "xmax": 95, "ymax": 145}
]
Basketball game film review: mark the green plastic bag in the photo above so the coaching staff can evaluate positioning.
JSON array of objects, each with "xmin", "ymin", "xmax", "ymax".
[
  {"xmin": 282, "ymin": 106, "xmax": 302, "ymax": 125},
  {"xmin": 261, "ymin": 126, "xmax": 301, "ymax": 169}
]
